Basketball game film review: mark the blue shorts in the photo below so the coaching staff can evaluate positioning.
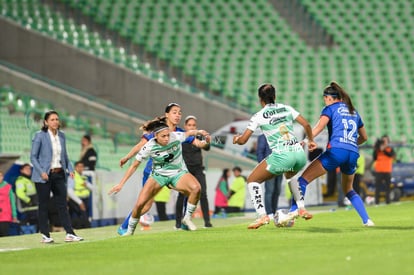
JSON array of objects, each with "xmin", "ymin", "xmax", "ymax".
[
  {"xmin": 142, "ymin": 171, "xmax": 150, "ymax": 186},
  {"xmin": 318, "ymin": 148, "xmax": 359, "ymax": 175}
]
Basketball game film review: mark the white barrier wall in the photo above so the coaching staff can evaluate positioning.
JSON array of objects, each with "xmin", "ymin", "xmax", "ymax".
[{"xmin": 91, "ymin": 169, "xmax": 323, "ymax": 220}]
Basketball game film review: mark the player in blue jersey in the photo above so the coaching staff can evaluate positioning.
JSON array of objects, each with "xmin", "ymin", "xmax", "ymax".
[
  {"xmin": 284, "ymin": 82, "xmax": 374, "ymax": 226},
  {"xmin": 117, "ymin": 103, "xmax": 184, "ymax": 234},
  {"xmin": 108, "ymin": 120, "xmax": 211, "ymax": 235},
  {"xmin": 233, "ymin": 84, "xmax": 317, "ymax": 229}
]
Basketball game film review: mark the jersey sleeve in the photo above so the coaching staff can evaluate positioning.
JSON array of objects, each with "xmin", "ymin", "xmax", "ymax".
[
  {"xmin": 184, "ymin": 136, "xmax": 195, "ymax": 144},
  {"xmin": 135, "ymin": 142, "xmax": 152, "ymax": 162},
  {"xmin": 246, "ymin": 113, "xmax": 260, "ymax": 132},
  {"xmin": 171, "ymin": 131, "xmax": 187, "ymax": 143},
  {"xmin": 142, "ymin": 132, "xmax": 154, "ymax": 141},
  {"xmin": 320, "ymin": 105, "xmax": 332, "ymax": 119},
  {"xmin": 286, "ymin": 105, "xmax": 300, "ymax": 120},
  {"xmin": 174, "ymin": 131, "xmax": 194, "ymax": 144}
]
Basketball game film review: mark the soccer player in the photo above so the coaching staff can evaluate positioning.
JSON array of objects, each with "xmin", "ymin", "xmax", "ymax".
[
  {"xmin": 117, "ymin": 103, "xmax": 184, "ymax": 234},
  {"xmin": 233, "ymin": 84, "xmax": 317, "ymax": 229},
  {"xmin": 119, "ymin": 103, "xmax": 184, "ymax": 167},
  {"xmin": 284, "ymin": 82, "xmax": 374, "ymax": 226},
  {"xmin": 108, "ymin": 121, "xmax": 211, "ymax": 235}
]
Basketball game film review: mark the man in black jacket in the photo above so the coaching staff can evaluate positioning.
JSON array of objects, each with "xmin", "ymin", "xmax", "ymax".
[{"xmin": 176, "ymin": 115, "xmax": 212, "ymax": 229}]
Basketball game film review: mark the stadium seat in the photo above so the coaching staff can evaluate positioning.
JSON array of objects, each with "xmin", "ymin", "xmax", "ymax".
[{"xmin": 1, "ymin": 0, "xmax": 414, "ymax": 154}]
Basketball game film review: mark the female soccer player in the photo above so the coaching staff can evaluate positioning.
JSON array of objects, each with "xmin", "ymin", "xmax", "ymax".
[
  {"xmin": 286, "ymin": 82, "xmax": 374, "ymax": 226},
  {"xmin": 117, "ymin": 103, "xmax": 184, "ymax": 234},
  {"xmin": 108, "ymin": 120, "xmax": 210, "ymax": 235},
  {"xmin": 233, "ymin": 84, "xmax": 317, "ymax": 229},
  {"xmin": 119, "ymin": 103, "xmax": 184, "ymax": 167}
]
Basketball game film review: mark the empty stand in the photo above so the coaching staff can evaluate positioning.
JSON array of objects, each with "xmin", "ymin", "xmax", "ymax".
[
  {"xmin": 0, "ymin": 86, "xmax": 141, "ymax": 170},
  {"xmin": 1, "ymin": 0, "xmax": 414, "ymax": 150}
]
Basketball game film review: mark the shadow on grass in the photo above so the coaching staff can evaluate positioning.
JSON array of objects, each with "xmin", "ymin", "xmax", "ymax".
[
  {"xmin": 366, "ymin": 225, "xmax": 414, "ymax": 231},
  {"xmin": 298, "ymin": 225, "xmax": 414, "ymax": 233},
  {"xmin": 300, "ymin": 227, "xmax": 344, "ymax": 233}
]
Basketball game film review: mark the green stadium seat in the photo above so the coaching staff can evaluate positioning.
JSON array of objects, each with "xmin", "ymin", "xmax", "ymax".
[{"xmin": 2, "ymin": 0, "xmax": 414, "ymax": 151}]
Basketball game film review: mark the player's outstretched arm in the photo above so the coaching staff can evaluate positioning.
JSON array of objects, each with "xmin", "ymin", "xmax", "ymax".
[
  {"xmin": 187, "ymin": 129, "xmax": 211, "ymax": 148},
  {"xmin": 296, "ymin": 115, "xmax": 317, "ymax": 152},
  {"xmin": 109, "ymin": 159, "xmax": 141, "ymax": 195},
  {"xmin": 185, "ymin": 129, "xmax": 210, "ymax": 138},
  {"xmin": 233, "ymin": 129, "xmax": 253, "ymax": 145},
  {"xmin": 192, "ymin": 137, "xmax": 211, "ymax": 149},
  {"xmin": 311, "ymin": 116, "xmax": 329, "ymax": 138},
  {"xmin": 119, "ymin": 138, "xmax": 147, "ymax": 167}
]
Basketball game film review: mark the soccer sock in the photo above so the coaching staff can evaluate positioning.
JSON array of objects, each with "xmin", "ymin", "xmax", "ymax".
[
  {"xmin": 289, "ymin": 177, "xmax": 308, "ymax": 212},
  {"xmin": 121, "ymin": 211, "xmax": 132, "ymax": 229},
  {"xmin": 183, "ymin": 196, "xmax": 188, "ymax": 213},
  {"xmin": 127, "ymin": 217, "xmax": 139, "ymax": 234},
  {"xmin": 297, "ymin": 177, "xmax": 308, "ymax": 209},
  {"xmin": 247, "ymin": 182, "xmax": 266, "ymax": 216},
  {"xmin": 183, "ymin": 203, "xmax": 197, "ymax": 220},
  {"xmin": 287, "ymin": 179, "xmax": 298, "ymax": 212},
  {"xmin": 346, "ymin": 190, "xmax": 369, "ymax": 224}
]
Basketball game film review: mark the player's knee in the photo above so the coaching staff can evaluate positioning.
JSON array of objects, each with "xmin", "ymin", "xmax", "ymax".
[{"xmin": 190, "ymin": 183, "xmax": 201, "ymax": 194}]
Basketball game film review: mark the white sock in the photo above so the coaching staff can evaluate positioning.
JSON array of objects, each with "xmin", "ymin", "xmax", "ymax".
[
  {"xmin": 247, "ymin": 182, "xmax": 266, "ymax": 216},
  {"xmin": 297, "ymin": 200, "xmax": 305, "ymax": 209},
  {"xmin": 288, "ymin": 176, "xmax": 305, "ymax": 209},
  {"xmin": 127, "ymin": 217, "xmax": 139, "ymax": 233},
  {"xmin": 183, "ymin": 203, "xmax": 197, "ymax": 220}
]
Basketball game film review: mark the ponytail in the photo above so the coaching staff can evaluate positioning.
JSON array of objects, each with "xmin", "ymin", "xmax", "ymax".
[
  {"xmin": 141, "ymin": 116, "xmax": 167, "ymax": 132},
  {"xmin": 325, "ymin": 82, "xmax": 355, "ymax": 114}
]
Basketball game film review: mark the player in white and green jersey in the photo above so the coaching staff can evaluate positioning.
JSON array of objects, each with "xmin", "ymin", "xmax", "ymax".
[
  {"xmin": 140, "ymin": 130, "xmax": 188, "ymax": 181},
  {"xmin": 233, "ymin": 84, "xmax": 317, "ymax": 229},
  {"xmin": 248, "ymin": 102, "xmax": 305, "ymax": 169},
  {"xmin": 108, "ymin": 120, "xmax": 210, "ymax": 235}
]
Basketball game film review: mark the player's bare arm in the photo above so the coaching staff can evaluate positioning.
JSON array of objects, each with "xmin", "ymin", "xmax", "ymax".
[
  {"xmin": 119, "ymin": 138, "xmax": 147, "ymax": 167},
  {"xmin": 233, "ymin": 129, "xmax": 253, "ymax": 145},
  {"xmin": 109, "ymin": 159, "xmax": 141, "ymax": 195}
]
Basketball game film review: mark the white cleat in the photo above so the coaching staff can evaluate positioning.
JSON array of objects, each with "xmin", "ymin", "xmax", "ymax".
[
  {"xmin": 277, "ymin": 210, "xmax": 298, "ymax": 227},
  {"xmin": 363, "ymin": 219, "xmax": 375, "ymax": 227},
  {"xmin": 41, "ymin": 234, "xmax": 54, "ymax": 244},
  {"xmin": 182, "ymin": 217, "xmax": 197, "ymax": 231},
  {"xmin": 65, "ymin": 233, "xmax": 84, "ymax": 242},
  {"xmin": 121, "ymin": 227, "xmax": 136, "ymax": 236}
]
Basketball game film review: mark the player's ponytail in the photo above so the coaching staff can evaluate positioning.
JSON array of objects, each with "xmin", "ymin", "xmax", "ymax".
[
  {"xmin": 141, "ymin": 116, "xmax": 167, "ymax": 132},
  {"xmin": 324, "ymin": 82, "xmax": 356, "ymax": 114},
  {"xmin": 258, "ymin": 84, "xmax": 275, "ymax": 104}
]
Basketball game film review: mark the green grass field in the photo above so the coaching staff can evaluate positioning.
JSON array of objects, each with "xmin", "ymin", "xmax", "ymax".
[{"xmin": 1, "ymin": 202, "xmax": 413, "ymax": 275}]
